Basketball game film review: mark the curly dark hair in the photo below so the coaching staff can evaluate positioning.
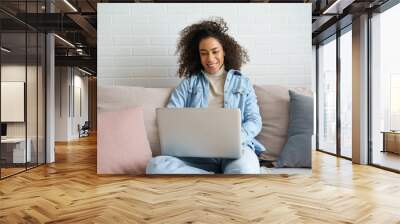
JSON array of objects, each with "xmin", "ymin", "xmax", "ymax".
[{"xmin": 176, "ymin": 17, "xmax": 249, "ymax": 78}]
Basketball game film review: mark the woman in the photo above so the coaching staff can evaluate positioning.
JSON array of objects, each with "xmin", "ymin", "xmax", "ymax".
[{"xmin": 146, "ymin": 18, "xmax": 265, "ymax": 174}]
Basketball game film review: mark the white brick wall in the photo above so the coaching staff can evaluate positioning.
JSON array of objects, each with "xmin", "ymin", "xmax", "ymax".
[{"xmin": 98, "ymin": 3, "xmax": 312, "ymax": 88}]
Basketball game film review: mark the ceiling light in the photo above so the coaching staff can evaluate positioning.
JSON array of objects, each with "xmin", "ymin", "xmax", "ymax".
[
  {"xmin": 1, "ymin": 47, "xmax": 11, "ymax": 53},
  {"xmin": 54, "ymin": 34, "xmax": 75, "ymax": 48},
  {"xmin": 323, "ymin": 0, "xmax": 342, "ymax": 14},
  {"xmin": 63, "ymin": 0, "xmax": 78, "ymax": 12},
  {"xmin": 76, "ymin": 48, "xmax": 85, "ymax": 55},
  {"xmin": 323, "ymin": 0, "xmax": 355, "ymax": 14},
  {"xmin": 78, "ymin": 67, "xmax": 93, "ymax": 76}
]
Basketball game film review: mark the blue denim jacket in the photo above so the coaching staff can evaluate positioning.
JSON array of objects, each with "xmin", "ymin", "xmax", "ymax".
[{"xmin": 167, "ymin": 69, "xmax": 266, "ymax": 155}]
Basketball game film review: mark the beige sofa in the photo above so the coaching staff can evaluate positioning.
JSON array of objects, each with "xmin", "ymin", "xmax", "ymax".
[{"xmin": 98, "ymin": 85, "xmax": 313, "ymax": 174}]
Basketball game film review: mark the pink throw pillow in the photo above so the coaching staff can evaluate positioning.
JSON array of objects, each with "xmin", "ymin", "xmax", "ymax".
[{"xmin": 97, "ymin": 107, "xmax": 152, "ymax": 174}]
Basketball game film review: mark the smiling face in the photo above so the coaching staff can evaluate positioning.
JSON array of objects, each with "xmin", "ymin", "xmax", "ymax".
[{"xmin": 199, "ymin": 37, "xmax": 225, "ymax": 75}]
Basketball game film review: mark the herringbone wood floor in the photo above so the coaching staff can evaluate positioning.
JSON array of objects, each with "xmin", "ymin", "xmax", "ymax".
[{"xmin": 1, "ymin": 134, "xmax": 400, "ymax": 224}]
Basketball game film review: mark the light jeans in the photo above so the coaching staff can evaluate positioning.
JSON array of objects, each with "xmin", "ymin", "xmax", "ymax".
[{"xmin": 146, "ymin": 147, "xmax": 260, "ymax": 174}]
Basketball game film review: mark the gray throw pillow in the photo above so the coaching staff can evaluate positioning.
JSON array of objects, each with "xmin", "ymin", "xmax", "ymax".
[{"xmin": 276, "ymin": 90, "xmax": 313, "ymax": 168}]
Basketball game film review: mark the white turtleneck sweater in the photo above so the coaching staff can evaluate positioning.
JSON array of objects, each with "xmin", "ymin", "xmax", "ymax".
[{"xmin": 202, "ymin": 66, "xmax": 227, "ymax": 108}]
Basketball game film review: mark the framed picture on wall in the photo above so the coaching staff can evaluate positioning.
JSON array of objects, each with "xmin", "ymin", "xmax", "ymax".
[{"xmin": 1, "ymin": 81, "xmax": 25, "ymax": 122}]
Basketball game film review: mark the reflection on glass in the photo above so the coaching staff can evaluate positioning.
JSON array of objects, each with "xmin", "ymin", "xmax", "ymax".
[
  {"xmin": 371, "ymin": 4, "xmax": 400, "ymax": 171},
  {"xmin": 390, "ymin": 76, "xmax": 400, "ymax": 130},
  {"xmin": 340, "ymin": 30, "xmax": 352, "ymax": 158},
  {"xmin": 38, "ymin": 33, "xmax": 46, "ymax": 165},
  {"xmin": 1, "ymin": 31, "xmax": 27, "ymax": 177},
  {"xmin": 27, "ymin": 31, "xmax": 38, "ymax": 169},
  {"xmin": 318, "ymin": 38, "xmax": 337, "ymax": 154},
  {"xmin": 0, "ymin": 1, "xmax": 47, "ymax": 179}
]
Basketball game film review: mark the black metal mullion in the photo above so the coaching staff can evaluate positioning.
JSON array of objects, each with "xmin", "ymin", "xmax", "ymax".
[
  {"xmin": 25, "ymin": 0, "xmax": 28, "ymax": 171},
  {"xmin": 44, "ymin": 0, "xmax": 47, "ymax": 164},
  {"xmin": 44, "ymin": 37, "xmax": 47, "ymax": 164},
  {"xmin": 367, "ymin": 11, "xmax": 373, "ymax": 165},
  {"xmin": 316, "ymin": 45, "xmax": 320, "ymax": 151},
  {"xmin": 374, "ymin": 0, "xmax": 400, "ymax": 13},
  {"xmin": 72, "ymin": 68, "xmax": 75, "ymax": 118},
  {"xmin": 73, "ymin": 68, "xmax": 75, "ymax": 118},
  {"xmin": 36, "ymin": 0, "xmax": 39, "ymax": 168},
  {"xmin": 317, "ymin": 148, "xmax": 352, "ymax": 161},
  {"xmin": 0, "ymin": 26, "xmax": 2, "ymax": 179},
  {"xmin": 336, "ymin": 29, "xmax": 341, "ymax": 157},
  {"xmin": 68, "ymin": 69, "xmax": 71, "ymax": 118},
  {"xmin": 60, "ymin": 66, "xmax": 61, "ymax": 117},
  {"xmin": 370, "ymin": 164, "xmax": 400, "ymax": 174}
]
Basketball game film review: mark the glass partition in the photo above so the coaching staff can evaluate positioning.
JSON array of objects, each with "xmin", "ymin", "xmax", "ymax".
[
  {"xmin": 27, "ymin": 30, "xmax": 38, "ymax": 169},
  {"xmin": 27, "ymin": 0, "xmax": 37, "ymax": 170},
  {"xmin": 370, "ymin": 4, "xmax": 400, "ymax": 171},
  {"xmin": 317, "ymin": 36, "xmax": 337, "ymax": 155},
  {"xmin": 339, "ymin": 29, "xmax": 352, "ymax": 158},
  {"xmin": 38, "ymin": 32, "xmax": 45, "ymax": 165},
  {"xmin": 1, "ymin": 31, "xmax": 28, "ymax": 177},
  {"xmin": 0, "ymin": 1, "xmax": 46, "ymax": 179}
]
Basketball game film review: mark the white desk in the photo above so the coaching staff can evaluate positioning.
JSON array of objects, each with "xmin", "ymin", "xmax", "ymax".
[{"xmin": 1, "ymin": 138, "xmax": 31, "ymax": 163}]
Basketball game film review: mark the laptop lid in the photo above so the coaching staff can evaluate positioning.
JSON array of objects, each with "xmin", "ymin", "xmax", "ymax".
[{"xmin": 156, "ymin": 108, "xmax": 242, "ymax": 159}]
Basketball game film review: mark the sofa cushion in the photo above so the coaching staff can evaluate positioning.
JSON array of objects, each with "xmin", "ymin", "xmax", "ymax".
[
  {"xmin": 98, "ymin": 84, "xmax": 312, "ymax": 161},
  {"xmin": 97, "ymin": 107, "xmax": 152, "ymax": 174},
  {"xmin": 98, "ymin": 85, "xmax": 173, "ymax": 156},
  {"xmin": 98, "ymin": 85, "xmax": 146, "ymax": 111},
  {"xmin": 276, "ymin": 90, "xmax": 313, "ymax": 168},
  {"xmin": 255, "ymin": 85, "xmax": 313, "ymax": 161},
  {"xmin": 141, "ymin": 88, "xmax": 173, "ymax": 155},
  {"xmin": 254, "ymin": 85, "xmax": 291, "ymax": 160}
]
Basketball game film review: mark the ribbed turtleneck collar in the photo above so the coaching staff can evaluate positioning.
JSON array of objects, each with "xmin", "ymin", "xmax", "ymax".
[{"xmin": 202, "ymin": 65, "xmax": 226, "ymax": 78}]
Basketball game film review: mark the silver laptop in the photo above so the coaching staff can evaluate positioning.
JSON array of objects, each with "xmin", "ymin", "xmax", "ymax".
[{"xmin": 156, "ymin": 108, "xmax": 242, "ymax": 158}]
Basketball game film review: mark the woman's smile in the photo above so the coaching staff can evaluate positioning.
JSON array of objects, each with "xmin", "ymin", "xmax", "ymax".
[{"xmin": 199, "ymin": 37, "xmax": 225, "ymax": 74}]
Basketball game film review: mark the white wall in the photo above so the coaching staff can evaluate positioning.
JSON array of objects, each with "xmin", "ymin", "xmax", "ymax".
[
  {"xmin": 55, "ymin": 67, "xmax": 69, "ymax": 141},
  {"xmin": 55, "ymin": 67, "xmax": 89, "ymax": 141},
  {"xmin": 97, "ymin": 3, "xmax": 312, "ymax": 88},
  {"xmin": 72, "ymin": 74, "xmax": 89, "ymax": 138},
  {"xmin": 1, "ymin": 64, "xmax": 46, "ymax": 163},
  {"xmin": 1, "ymin": 65, "xmax": 39, "ymax": 138}
]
